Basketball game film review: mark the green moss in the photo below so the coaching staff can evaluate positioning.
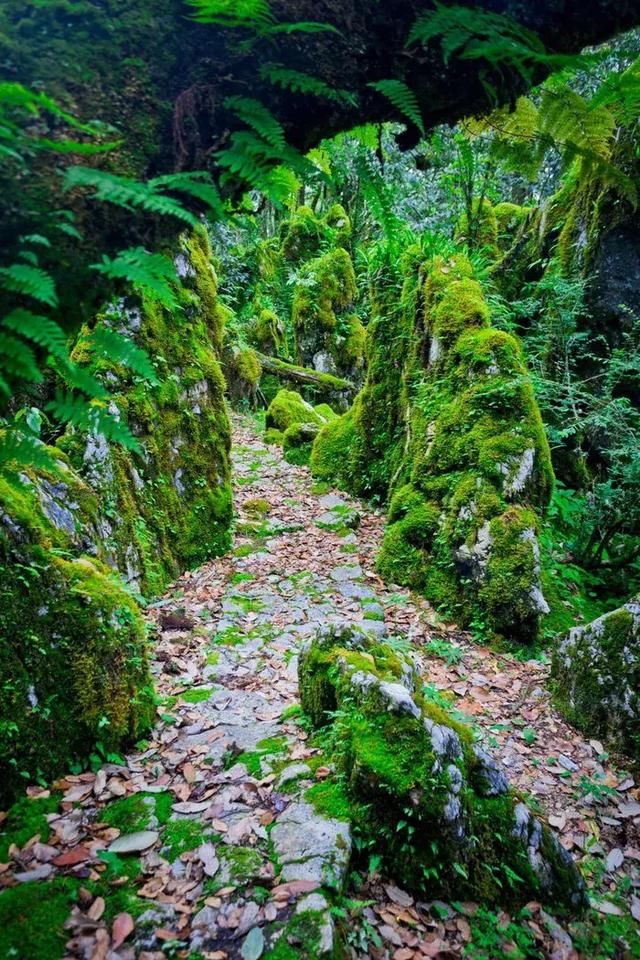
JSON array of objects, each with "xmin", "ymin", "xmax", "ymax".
[
  {"xmin": 0, "ymin": 877, "xmax": 79, "ymax": 960},
  {"xmin": 314, "ymin": 403, "xmax": 337, "ymax": 421},
  {"xmin": 252, "ymin": 308, "xmax": 288, "ymax": 359},
  {"xmin": 180, "ymin": 686, "xmax": 213, "ymax": 704},
  {"xmin": 0, "ymin": 794, "xmax": 60, "ymax": 861},
  {"xmin": 243, "ymin": 498, "xmax": 271, "ymax": 516},
  {"xmin": 551, "ymin": 603, "xmax": 640, "ymax": 757},
  {"xmin": 98, "ymin": 792, "xmax": 161, "ymax": 833},
  {"xmin": 263, "ymin": 911, "xmax": 330, "ymax": 960},
  {"xmin": 372, "ymin": 253, "xmax": 554, "ymax": 644},
  {"xmin": 455, "ymin": 198, "xmax": 499, "ymax": 257},
  {"xmin": 292, "ymin": 247, "xmax": 358, "ymax": 372},
  {"xmin": 161, "ymin": 818, "xmax": 207, "ymax": 860},
  {"xmin": 265, "ymin": 389, "xmax": 323, "ymax": 433},
  {"xmin": 217, "ymin": 845, "xmax": 263, "ymax": 886},
  {"xmin": 305, "ymin": 779, "xmax": 352, "ymax": 821}
]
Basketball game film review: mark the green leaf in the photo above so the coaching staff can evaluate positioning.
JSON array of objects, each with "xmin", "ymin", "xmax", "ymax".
[
  {"xmin": 0, "ymin": 264, "xmax": 57, "ymax": 306},
  {"xmin": 368, "ymin": 79, "xmax": 425, "ymax": 136}
]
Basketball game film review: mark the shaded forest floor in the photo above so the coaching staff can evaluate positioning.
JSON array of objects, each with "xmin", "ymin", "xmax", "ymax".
[{"xmin": 1, "ymin": 414, "xmax": 639, "ymax": 959}]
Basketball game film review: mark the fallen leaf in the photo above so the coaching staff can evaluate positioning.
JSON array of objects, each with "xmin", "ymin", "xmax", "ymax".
[
  {"xmin": 240, "ymin": 925, "xmax": 265, "ymax": 960},
  {"xmin": 108, "ymin": 831, "xmax": 158, "ymax": 854},
  {"xmin": 88, "ymin": 896, "xmax": 105, "ymax": 920},
  {"xmin": 112, "ymin": 912, "xmax": 135, "ymax": 949}
]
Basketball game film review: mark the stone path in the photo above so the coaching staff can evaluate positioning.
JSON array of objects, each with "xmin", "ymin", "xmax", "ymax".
[{"xmin": 1, "ymin": 414, "xmax": 639, "ymax": 959}]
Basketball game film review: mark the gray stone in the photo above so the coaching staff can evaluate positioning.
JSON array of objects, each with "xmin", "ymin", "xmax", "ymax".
[
  {"xmin": 330, "ymin": 565, "xmax": 363, "ymax": 582},
  {"xmin": 296, "ymin": 893, "xmax": 335, "ymax": 956},
  {"xmin": 276, "ymin": 763, "xmax": 312, "ymax": 788},
  {"xmin": 472, "ymin": 745, "xmax": 509, "ymax": 796},
  {"xmin": 271, "ymin": 801, "xmax": 351, "ymax": 889}
]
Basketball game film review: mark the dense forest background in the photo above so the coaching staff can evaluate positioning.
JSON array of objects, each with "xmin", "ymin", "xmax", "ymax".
[{"xmin": 2, "ymin": 2, "xmax": 640, "ymax": 958}]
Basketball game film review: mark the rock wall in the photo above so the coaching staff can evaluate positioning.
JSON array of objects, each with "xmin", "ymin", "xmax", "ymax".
[
  {"xmin": 552, "ymin": 600, "xmax": 640, "ymax": 758},
  {"xmin": 0, "ymin": 227, "xmax": 233, "ymax": 802},
  {"xmin": 313, "ymin": 252, "xmax": 552, "ymax": 643}
]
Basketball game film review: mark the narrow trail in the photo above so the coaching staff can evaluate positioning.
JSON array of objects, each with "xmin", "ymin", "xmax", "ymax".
[{"xmin": 1, "ymin": 414, "xmax": 638, "ymax": 959}]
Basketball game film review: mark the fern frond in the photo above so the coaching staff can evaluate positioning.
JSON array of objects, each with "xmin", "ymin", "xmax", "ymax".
[
  {"xmin": 186, "ymin": 0, "xmax": 274, "ymax": 29},
  {"xmin": 91, "ymin": 247, "xmax": 179, "ymax": 309},
  {"xmin": 260, "ymin": 65, "xmax": 356, "ymax": 106},
  {"xmin": 368, "ymin": 79, "xmax": 425, "ymax": 136},
  {"xmin": 0, "ymin": 428, "xmax": 60, "ymax": 473},
  {"xmin": 86, "ymin": 327, "xmax": 159, "ymax": 384},
  {"xmin": 44, "ymin": 392, "xmax": 139, "ymax": 451},
  {"xmin": 540, "ymin": 84, "xmax": 616, "ymax": 161},
  {"xmin": 407, "ymin": 4, "xmax": 543, "ymax": 61},
  {"xmin": 0, "ymin": 332, "xmax": 41, "ymax": 381},
  {"xmin": 53, "ymin": 360, "xmax": 108, "ymax": 400},
  {"xmin": 225, "ymin": 97, "xmax": 285, "ymax": 150},
  {"xmin": 148, "ymin": 171, "xmax": 225, "ymax": 219},
  {"xmin": 0, "ymin": 263, "xmax": 57, "ymax": 306},
  {"xmin": 1, "ymin": 309, "xmax": 68, "ymax": 361},
  {"xmin": 63, "ymin": 168, "xmax": 199, "ymax": 226},
  {"xmin": 264, "ymin": 21, "xmax": 341, "ymax": 36}
]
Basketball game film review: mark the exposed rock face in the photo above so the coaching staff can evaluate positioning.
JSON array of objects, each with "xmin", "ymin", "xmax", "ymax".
[
  {"xmin": 552, "ymin": 599, "xmax": 640, "ymax": 757},
  {"xmin": 0, "ymin": 228, "xmax": 233, "ymax": 802},
  {"xmin": 299, "ymin": 623, "xmax": 587, "ymax": 909},
  {"xmin": 313, "ymin": 252, "xmax": 553, "ymax": 643}
]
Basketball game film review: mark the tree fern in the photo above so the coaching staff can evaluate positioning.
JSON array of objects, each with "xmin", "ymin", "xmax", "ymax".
[
  {"xmin": 260, "ymin": 65, "xmax": 356, "ymax": 106},
  {"xmin": 368, "ymin": 79, "xmax": 425, "ymax": 136},
  {"xmin": 186, "ymin": 0, "xmax": 274, "ymax": 30},
  {"xmin": 92, "ymin": 247, "xmax": 179, "ymax": 309}
]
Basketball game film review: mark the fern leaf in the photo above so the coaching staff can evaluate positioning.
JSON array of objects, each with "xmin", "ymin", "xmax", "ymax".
[
  {"xmin": 149, "ymin": 171, "xmax": 225, "ymax": 219},
  {"xmin": 86, "ymin": 327, "xmax": 159, "ymax": 384},
  {"xmin": 63, "ymin": 168, "xmax": 199, "ymax": 227},
  {"xmin": 369, "ymin": 79, "xmax": 425, "ymax": 136},
  {"xmin": 53, "ymin": 360, "xmax": 108, "ymax": 400},
  {"xmin": 264, "ymin": 21, "xmax": 341, "ymax": 36},
  {"xmin": 260, "ymin": 65, "xmax": 356, "ymax": 106},
  {"xmin": 45, "ymin": 391, "xmax": 139, "ymax": 451},
  {"xmin": 0, "ymin": 428, "xmax": 60, "ymax": 474},
  {"xmin": 0, "ymin": 332, "xmax": 41, "ymax": 381},
  {"xmin": 0, "ymin": 263, "xmax": 57, "ymax": 306},
  {"xmin": 225, "ymin": 97, "xmax": 285, "ymax": 150},
  {"xmin": 91, "ymin": 247, "xmax": 179, "ymax": 309},
  {"xmin": 186, "ymin": 0, "xmax": 274, "ymax": 29},
  {"xmin": 1, "ymin": 309, "xmax": 69, "ymax": 361}
]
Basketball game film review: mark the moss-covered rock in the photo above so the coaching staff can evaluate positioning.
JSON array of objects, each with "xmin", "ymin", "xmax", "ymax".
[
  {"xmin": 300, "ymin": 623, "xmax": 586, "ymax": 910},
  {"xmin": 552, "ymin": 599, "xmax": 640, "ymax": 758},
  {"xmin": 292, "ymin": 247, "xmax": 358, "ymax": 378},
  {"xmin": 455, "ymin": 199, "xmax": 499, "ymax": 257},
  {"xmin": 379, "ymin": 256, "xmax": 552, "ymax": 643},
  {"xmin": 313, "ymin": 252, "xmax": 552, "ymax": 642},
  {"xmin": 252, "ymin": 307, "xmax": 289, "ymax": 359},
  {"xmin": 61, "ymin": 227, "xmax": 233, "ymax": 595},
  {"xmin": 0, "ymin": 228, "xmax": 233, "ymax": 803},
  {"xmin": 265, "ymin": 389, "xmax": 324, "ymax": 434},
  {"xmin": 0, "ymin": 475, "xmax": 154, "ymax": 803},
  {"xmin": 283, "ymin": 421, "xmax": 321, "ymax": 466}
]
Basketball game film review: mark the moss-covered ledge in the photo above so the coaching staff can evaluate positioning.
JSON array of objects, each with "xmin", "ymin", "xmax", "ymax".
[{"xmin": 300, "ymin": 623, "xmax": 587, "ymax": 911}]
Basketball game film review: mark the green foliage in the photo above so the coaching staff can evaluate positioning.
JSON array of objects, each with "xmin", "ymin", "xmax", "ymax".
[
  {"xmin": 368, "ymin": 80, "xmax": 425, "ymax": 136},
  {"xmin": 91, "ymin": 247, "xmax": 179, "ymax": 310},
  {"xmin": 260, "ymin": 65, "xmax": 356, "ymax": 106}
]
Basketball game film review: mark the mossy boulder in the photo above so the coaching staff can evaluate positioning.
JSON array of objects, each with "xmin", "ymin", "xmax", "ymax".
[
  {"xmin": 299, "ymin": 623, "xmax": 586, "ymax": 909},
  {"xmin": 265, "ymin": 389, "xmax": 324, "ymax": 434},
  {"xmin": 61, "ymin": 227, "xmax": 233, "ymax": 596},
  {"xmin": 283, "ymin": 421, "xmax": 322, "ymax": 466},
  {"xmin": 313, "ymin": 252, "xmax": 552, "ymax": 642},
  {"xmin": 0, "ymin": 228, "xmax": 234, "ymax": 802},
  {"xmin": 252, "ymin": 307, "xmax": 288, "ymax": 359},
  {"xmin": 292, "ymin": 247, "xmax": 358, "ymax": 377},
  {"xmin": 224, "ymin": 342, "xmax": 262, "ymax": 406},
  {"xmin": 552, "ymin": 599, "xmax": 640, "ymax": 758},
  {"xmin": 0, "ymin": 468, "xmax": 153, "ymax": 803}
]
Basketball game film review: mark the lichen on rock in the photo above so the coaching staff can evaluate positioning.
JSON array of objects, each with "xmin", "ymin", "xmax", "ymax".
[{"xmin": 300, "ymin": 623, "xmax": 587, "ymax": 909}]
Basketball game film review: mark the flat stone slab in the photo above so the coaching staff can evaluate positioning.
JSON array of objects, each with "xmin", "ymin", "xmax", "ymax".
[{"xmin": 271, "ymin": 801, "xmax": 351, "ymax": 890}]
